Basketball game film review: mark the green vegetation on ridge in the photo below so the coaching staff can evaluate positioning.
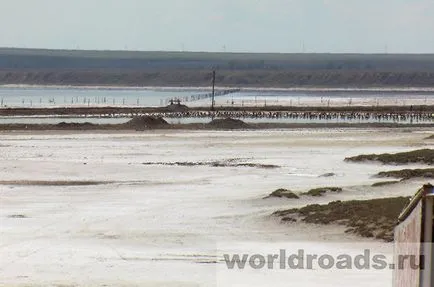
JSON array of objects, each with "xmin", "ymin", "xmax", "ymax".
[
  {"xmin": 376, "ymin": 168, "xmax": 434, "ymax": 180},
  {"xmin": 301, "ymin": 187, "xmax": 343, "ymax": 197},
  {"xmin": 273, "ymin": 197, "xmax": 411, "ymax": 242},
  {"xmin": 345, "ymin": 149, "xmax": 434, "ymax": 165}
]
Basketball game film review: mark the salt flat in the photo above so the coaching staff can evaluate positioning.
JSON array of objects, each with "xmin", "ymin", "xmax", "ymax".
[{"xmin": 0, "ymin": 128, "xmax": 432, "ymax": 286}]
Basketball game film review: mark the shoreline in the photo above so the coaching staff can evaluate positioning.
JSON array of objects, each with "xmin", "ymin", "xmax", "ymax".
[{"xmin": 1, "ymin": 104, "xmax": 433, "ymax": 116}]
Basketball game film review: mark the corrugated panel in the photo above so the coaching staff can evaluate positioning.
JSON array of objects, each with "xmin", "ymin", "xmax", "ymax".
[{"xmin": 393, "ymin": 200, "xmax": 423, "ymax": 287}]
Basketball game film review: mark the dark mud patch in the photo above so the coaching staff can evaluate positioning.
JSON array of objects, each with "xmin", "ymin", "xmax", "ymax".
[
  {"xmin": 371, "ymin": 180, "xmax": 401, "ymax": 187},
  {"xmin": 230, "ymin": 163, "xmax": 278, "ymax": 169},
  {"xmin": 376, "ymin": 168, "xmax": 434, "ymax": 180},
  {"xmin": 345, "ymin": 149, "xmax": 434, "ymax": 165},
  {"xmin": 1, "ymin": 121, "xmax": 433, "ymax": 131},
  {"xmin": 319, "ymin": 172, "xmax": 336, "ymax": 178},
  {"xmin": 300, "ymin": 187, "xmax": 343, "ymax": 197},
  {"xmin": 207, "ymin": 118, "xmax": 252, "ymax": 129},
  {"xmin": 425, "ymin": 134, "xmax": 434, "ymax": 140},
  {"xmin": 273, "ymin": 196, "xmax": 411, "ymax": 242},
  {"xmin": 166, "ymin": 103, "xmax": 189, "ymax": 112},
  {"xmin": 7, "ymin": 214, "xmax": 28, "ymax": 219},
  {"xmin": 0, "ymin": 180, "xmax": 113, "ymax": 186},
  {"xmin": 142, "ymin": 160, "xmax": 279, "ymax": 169},
  {"xmin": 264, "ymin": 189, "xmax": 300, "ymax": 199},
  {"xmin": 125, "ymin": 116, "xmax": 169, "ymax": 130},
  {"xmin": 56, "ymin": 122, "xmax": 96, "ymax": 129}
]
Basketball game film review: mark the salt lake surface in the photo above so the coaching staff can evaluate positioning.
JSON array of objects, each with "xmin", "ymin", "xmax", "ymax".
[
  {"xmin": 0, "ymin": 86, "xmax": 433, "ymax": 108},
  {"xmin": 0, "ymin": 128, "xmax": 433, "ymax": 286}
]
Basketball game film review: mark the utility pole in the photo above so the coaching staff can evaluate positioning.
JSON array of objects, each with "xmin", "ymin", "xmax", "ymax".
[{"xmin": 211, "ymin": 70, "xmax": 216, "ymax": 111}]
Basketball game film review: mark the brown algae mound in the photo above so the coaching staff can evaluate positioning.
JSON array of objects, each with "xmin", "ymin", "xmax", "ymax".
[
  {"xmin": 376, "ymin": 168, "xmax": 434, "ymax": 180},
  {"xmin": 425, "ymin": 134, "xmax": 434, "ymax": 140},
  {"xmin": 126, "ymin": 116, "xmax": 169, "ymax": 130},
  {"xmin": 265, "ymin": 189, "xmax": 300, "ymax": 199},
  {"xmin": 301, "ymin": 187, "xmax": 343, "ymax": 197},
  {"xmin": 273, "ymin": 197, "xmax": 411, "ymax": 242},
  {"xmin": 207, "ymin": 118, "xmax": 252, "ymax": 129},
  {"xmin": 345, "ymin": 149, "xmax": 434, "ymax": 165}
]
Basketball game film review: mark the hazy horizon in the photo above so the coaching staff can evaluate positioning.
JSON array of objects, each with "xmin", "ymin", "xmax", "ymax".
[
  {"xmin": 2, "ymin": 46, "xmax": 434, "ymax": 55},
  {"xmin": 1, "ymin": 0, "xmax": 434, "ymax": 54}
]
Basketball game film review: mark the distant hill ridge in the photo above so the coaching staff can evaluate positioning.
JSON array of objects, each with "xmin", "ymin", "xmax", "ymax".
[{"xmin": 0, "ymin": 48, "xmax": 433, "ymax": 87}]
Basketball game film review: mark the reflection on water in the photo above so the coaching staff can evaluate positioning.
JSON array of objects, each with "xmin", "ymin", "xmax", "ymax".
[
  {"xmin": 0, "ymin": 86, "xmax": 433, "ymax": 108},
  {"xmin": 0, "ymin": 87, "xmax": 200, "ymax": 108}
]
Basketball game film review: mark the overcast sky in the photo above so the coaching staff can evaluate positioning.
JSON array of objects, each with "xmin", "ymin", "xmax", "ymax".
[{"xmin": 0, "ymin": 0, "xmax": 433, "ymax": 53}]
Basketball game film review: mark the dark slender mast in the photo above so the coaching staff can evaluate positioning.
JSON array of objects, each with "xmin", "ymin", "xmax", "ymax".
[{"xmin": 211, "ymin": 70, "xmax": 216, "ymax": 111}]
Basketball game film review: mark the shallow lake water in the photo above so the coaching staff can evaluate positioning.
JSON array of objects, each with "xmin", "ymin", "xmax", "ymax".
[{"xmin": 0, "ymin": 86, "xmax": 433, "ymax": 108}]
